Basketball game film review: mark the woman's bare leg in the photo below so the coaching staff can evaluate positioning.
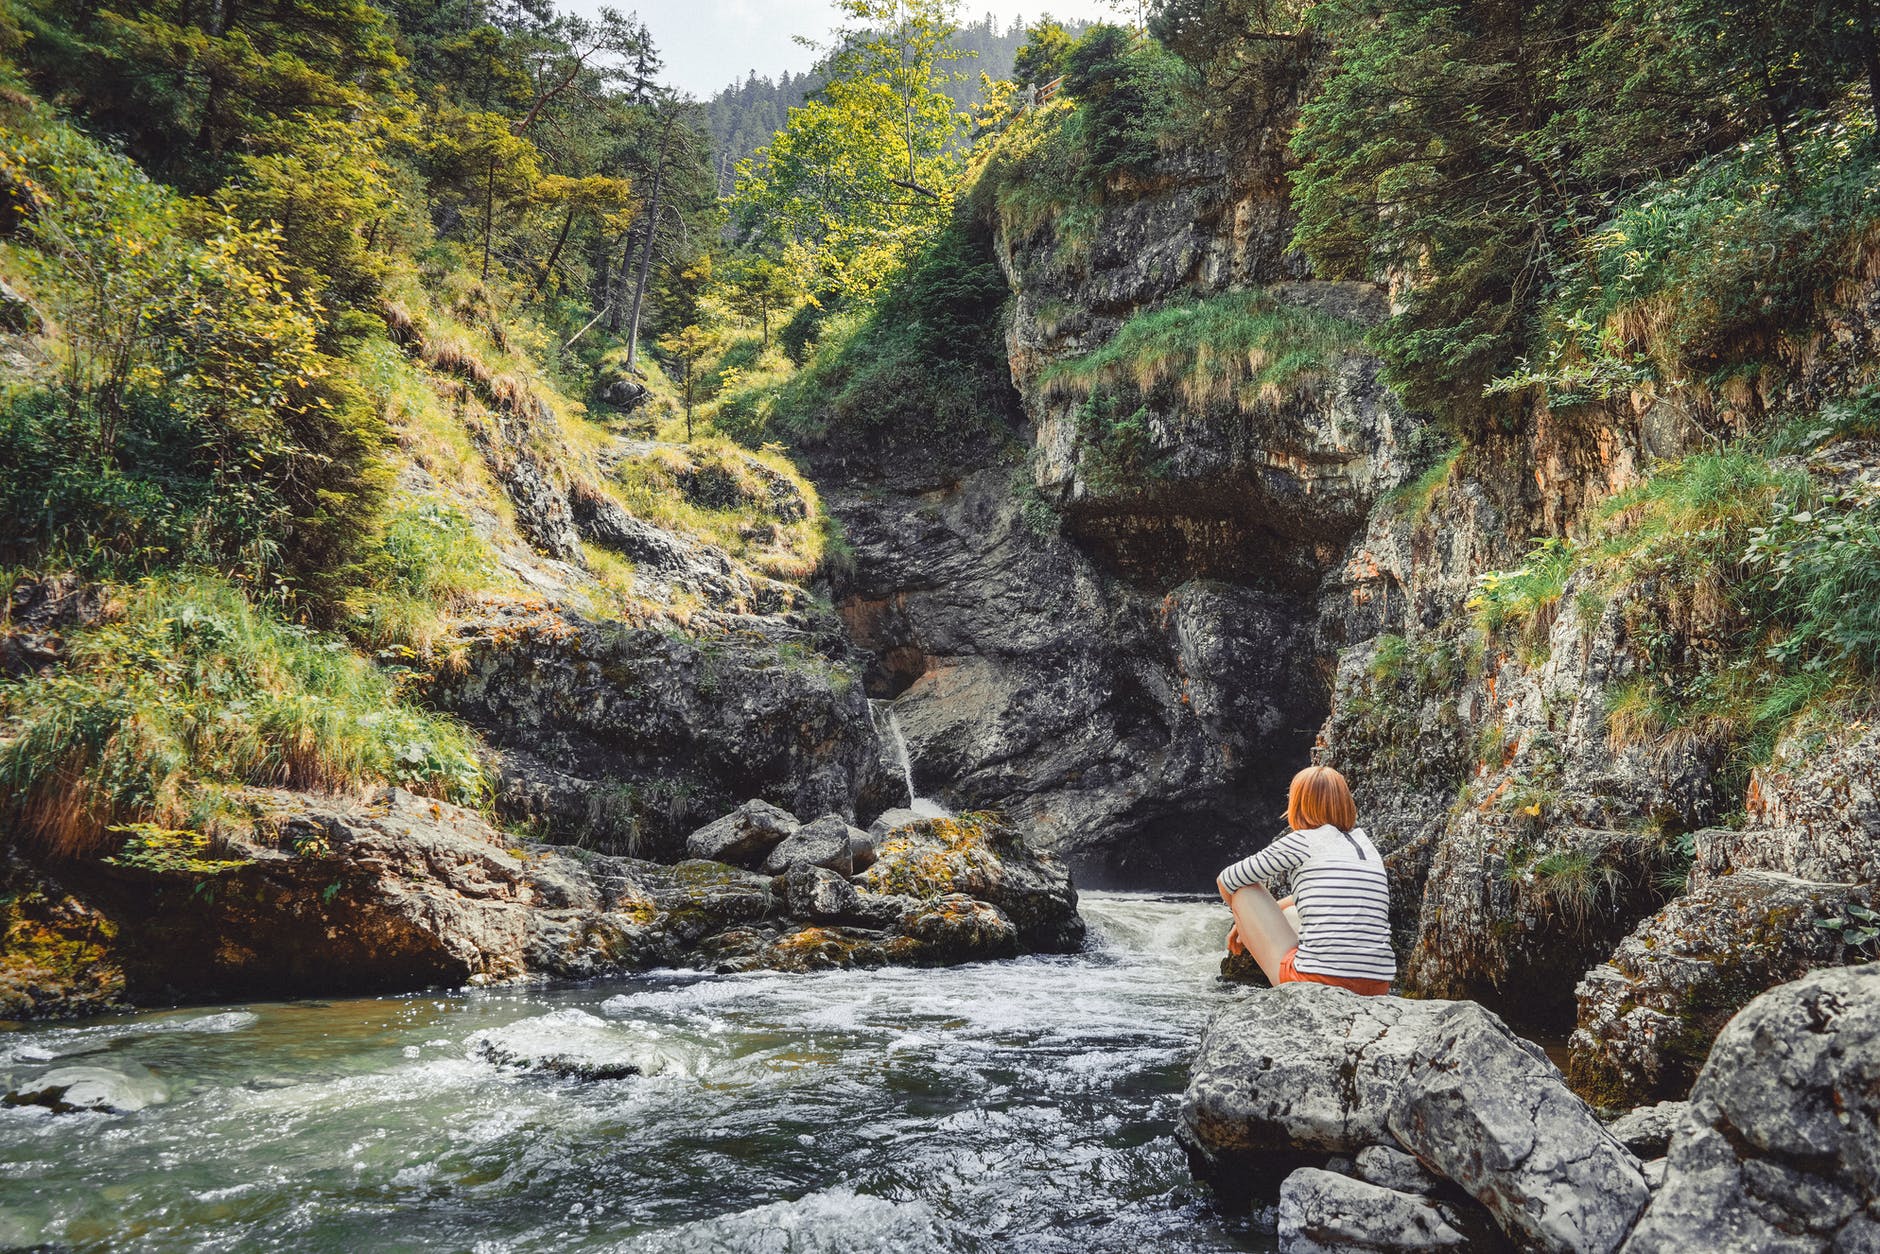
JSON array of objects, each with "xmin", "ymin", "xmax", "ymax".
[
  {"xmin": 1278, "ymin": 895, "xmax": 1302, "ymax": 933},
  {"xmin": 1228, "ymin": 884, "xmax": 1299, "ymax": 984}
]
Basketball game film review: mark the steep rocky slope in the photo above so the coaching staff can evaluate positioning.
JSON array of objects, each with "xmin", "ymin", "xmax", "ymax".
[{"xmin": 796, "ymin": 56, "xmax": 1880, "ymax": 1082}]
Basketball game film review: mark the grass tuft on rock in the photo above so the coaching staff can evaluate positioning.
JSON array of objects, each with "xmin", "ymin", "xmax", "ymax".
[{"xmin": 0, "ymin": 572, "xmax": 488, "ymax": 859}]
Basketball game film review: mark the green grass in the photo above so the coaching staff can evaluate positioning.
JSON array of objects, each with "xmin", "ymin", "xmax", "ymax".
[
  {"xmin": 1041, "ymin": 290, "xmax": 1368, "ymax": 413},
  {"xmin": 347, "ymin": 495, "xmax": 500, "ymax": 658},
  {"xmin": 1385, "ymin": 442, "xmax": 1463, "ymax": 519},
  {"xmin": 0, "ymin": 571, "xmax": 488, "ymax": 859},
  {"xmin": 1504, "ymin": 104, "xmax": 1880, "ymax": 403},
  {"xmin": 1468, "ymin": 538, "xmax": 1577, "ymax": 664},
  {"xmin": 608, "ymin": 439, "xmax": 826, "ymax": 581}
]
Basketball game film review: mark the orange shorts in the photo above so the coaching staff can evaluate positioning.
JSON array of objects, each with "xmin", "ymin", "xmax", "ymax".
[{"xmin": 1277, "ymin": 946, "xmax": 1392, "ymax": 996}]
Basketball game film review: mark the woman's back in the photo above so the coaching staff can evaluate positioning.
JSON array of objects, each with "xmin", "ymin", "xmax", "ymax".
[{"xmin": 1218, "ymin": 824, "xmax": 1395, "ymax": 984}]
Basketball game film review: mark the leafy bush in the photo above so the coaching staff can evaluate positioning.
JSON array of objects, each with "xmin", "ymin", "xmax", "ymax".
[
  {"xmin": 0, "ymin": 573, "xmax": 487, "ymax": 858},
  {"xmin": 764, "ymin": 219, "xmax": 1017, "ymax": 450},
  {"xmin": 0, "ymin": 111, "xmax": 389, "ymax": 603}
]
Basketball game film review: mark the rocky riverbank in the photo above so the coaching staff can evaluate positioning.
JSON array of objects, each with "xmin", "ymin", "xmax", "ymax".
[
  {"xmin": 1180, "ymin": 965, "xmax": 1880, "ymax": 1253},
  {"xmin": 0, "ymin": 789, "xmax": 1081, "ymax": 1019}
]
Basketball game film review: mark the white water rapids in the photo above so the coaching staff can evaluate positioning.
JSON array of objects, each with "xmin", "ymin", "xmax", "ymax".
[{"xmin": 0, "ymin": 893, "xmax": 1269, "ymax": 1252}]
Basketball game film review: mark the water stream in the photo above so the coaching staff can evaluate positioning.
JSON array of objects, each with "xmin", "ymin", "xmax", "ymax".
[
  {"xmin": 0, "ymin": 893, "xmax": 1268, "ymax": 1253},
  {"xmin": 871, "ymin": 700, "xmax": 952, "ymax": 820}
]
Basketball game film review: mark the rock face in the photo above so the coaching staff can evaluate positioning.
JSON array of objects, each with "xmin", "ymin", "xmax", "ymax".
[
  {"xmin": 17, "ymin": 789, "xmax": 1082, "ymax": 1014},
  {"xmin": 1570, "ymin": 712, "xmax": 1880, "ymax": 1109},
  {"xmin": 430, "ymin": 604, "xmax": 903, "ymax": 860},
  {"xmin": 1622, "ymin": 964, "xmax": 1880, "ymax": 1252},
  {"xmin": 1182, "ymin": 987, "xmax": 1647, "ymax": 1252},
  {"xmin": 1569, "ymin": 871, "xmax": 1874, "ymax": 1107}
]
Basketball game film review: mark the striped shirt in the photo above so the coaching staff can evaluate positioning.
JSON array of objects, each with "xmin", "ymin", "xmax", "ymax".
[{"xmin": 1218, "ymin": 825, "xmax": 1396, "ymax": 983}]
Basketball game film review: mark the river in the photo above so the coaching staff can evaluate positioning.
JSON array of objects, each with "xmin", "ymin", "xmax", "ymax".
[{"xmin": 0, "ymin": 892, "xmax": 1272, "ymax": 1252}]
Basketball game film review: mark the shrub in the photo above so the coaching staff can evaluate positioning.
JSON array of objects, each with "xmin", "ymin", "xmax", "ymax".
[
  {"xmin": 0, "ymin": 112, "xmax": 390, "ymax": 603},
  {"xmin": 764, "ymin": 219, "xmax": 1018, "ymax": 451},
  {"xmin": 0, "ymin": 573, "xmax": 487, "ymax": 859},
  {"xmin": 1062, "ymin": 25, "xmax": 1194, "ymax": 178}
]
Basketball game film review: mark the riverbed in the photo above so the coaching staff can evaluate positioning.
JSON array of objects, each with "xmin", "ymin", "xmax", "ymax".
[{"xmin": 0, "ymin": 893, "xmax": 1270, "ymax": 1252}]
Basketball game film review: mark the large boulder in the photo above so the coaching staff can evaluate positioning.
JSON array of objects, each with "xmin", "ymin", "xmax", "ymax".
[
  {"xmin": 761, "ymin": 814, "xmax": 875, "ymax": 876},
  {"xmin": 1389, "ymin": 1001, "xmax": 1648, "ymax": 1254},
  {"xmin": 856, "ymin": 814, "xmax": 1083, "ymax": 953},
  {"xmin": 1623, "ymin": 963, "xmax": 1880, "ymax": 1252},
  {"xmin": 685, "ymin": 800, "xmax": 801, "ymax": 867},
  {"xmin": 1277, "ymin": 1168, "xmax": 1469, "ymax": 1254},
  {"xmin": 1181, "ymin": 986, "xmax": 1455, "ymax": 1192},
  {"xmin": 1569, "ymin": 871, "xmax": 1873, "ymax": 1107},
  {"xmin": 1183, "ymin": 987, "xmax": 1647, "ymax": 1252}
]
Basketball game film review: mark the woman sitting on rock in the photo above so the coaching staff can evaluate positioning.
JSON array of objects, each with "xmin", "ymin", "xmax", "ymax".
[{"xmin": 1216, "ymin": 764, "xmax": 1394, "ymax": 995}]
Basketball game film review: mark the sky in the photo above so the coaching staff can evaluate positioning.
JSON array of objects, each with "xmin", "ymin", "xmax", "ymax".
[{"xmin": 561, "ymin": 0, "xmax": 1127, "ymax": 98}]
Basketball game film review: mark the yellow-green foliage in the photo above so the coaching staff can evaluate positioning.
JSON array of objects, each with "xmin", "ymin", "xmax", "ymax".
[
  {"xmin": 609, "ymin": 438, "xmax": 827, "ymax": 581},
  {"xmin": 0, "ymin": 572, "xmax": 488, "ymax": 859},
  {"xmin": 1041, "ymin": 290, "xmax": 1367, "ymax": 412},
  {"xmin": 0, "ymin": 103, "xmax": 391, "ymax": 601}
]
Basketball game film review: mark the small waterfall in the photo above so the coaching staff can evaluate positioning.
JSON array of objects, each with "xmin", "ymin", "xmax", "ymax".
[{"xmin": 871, "ymin": 700, "xmax": 950, "ymax": 819}]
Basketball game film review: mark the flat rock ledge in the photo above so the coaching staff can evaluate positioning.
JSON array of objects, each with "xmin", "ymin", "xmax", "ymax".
[
  {"xmin": 9, "ymin": 789, "xmax": 1083, "ymax": 1017},
  {"xmin": 1180, "ymin": 985, "xmax": 1647, "ymax": 1254}
]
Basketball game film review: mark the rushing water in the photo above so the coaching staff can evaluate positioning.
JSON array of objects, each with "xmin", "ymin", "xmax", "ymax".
[{"xmin": 0, "ymin": 893, "xmax": 1266, "ymax": 1253}]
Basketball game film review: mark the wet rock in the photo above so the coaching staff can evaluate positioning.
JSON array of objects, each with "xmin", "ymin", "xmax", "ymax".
[
  {"xmin": 1277, "ymin": 1168, "xmax": 1468, "ymax": 1253},
  {"xmin": 1605, "ymin": 1102, "xmax": 1690, "ymax": 1160},
  {"xmin": 1388, "ymin": 1000, "xmax": 1648, "ymax": 1254},
  {"xmin": 902, "ymin": 894, "xmax": 1019, "ymax": 962},
  {"xmin": 0, "ymin": 856, "xmax": 125, "ymax": 1020},
  {"xmin": 686, "ymin": 801, "xmax": 802, "ymax": 867},
  {"xmin": 5, "ymin": 1063, "xmax": 168, "ymax": 1113},
  {"xmin": 1623, "ymin": 964, "xmax": 1880, "ymax": 1253},
  {"xmin": 469, "ymin": 1008, "xmax": 673, "ymax": 1081},
  {"xmin": 857, "ymin": 814, "xmax": 1083, "ymax": 953},
  {"xmin": 1354, "ymin": 1145, "xmax": 1444, "ymax": 1196},
  {"xmin": 761, "ymin": 814, "xmax": 875, "ymax": 876},
  {"xmin": 778, "ymin": 864, "xmax": 861, "ymax": 922},
  {"xmin": 1569, "ymin": 871, "xmax": 1872, "ymax": 1107},
  {"xmin": 765, "ymin": 925, "xmax": 908, "ymax": 972}
]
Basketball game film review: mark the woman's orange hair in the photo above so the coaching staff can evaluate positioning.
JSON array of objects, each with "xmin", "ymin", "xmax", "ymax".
[{"xmin": 1288, "ymin": 765, "xmax": 1357, "ymax": 832}]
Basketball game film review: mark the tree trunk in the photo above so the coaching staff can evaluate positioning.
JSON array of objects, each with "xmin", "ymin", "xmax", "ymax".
[
  {"xmin": 480, "ymin": 156, "xmax": 496, "ymax": 281},
  {"xmin": 1860, "ymin": 0, "xmax": 1880, "ymax": 132},
  {"xmin": 624, "ymin": 115, "xmax": 677, "ymax": 372},
  {"xmin": 527, "ymin": 204, "xmax": 577, "ymax": 304}
]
